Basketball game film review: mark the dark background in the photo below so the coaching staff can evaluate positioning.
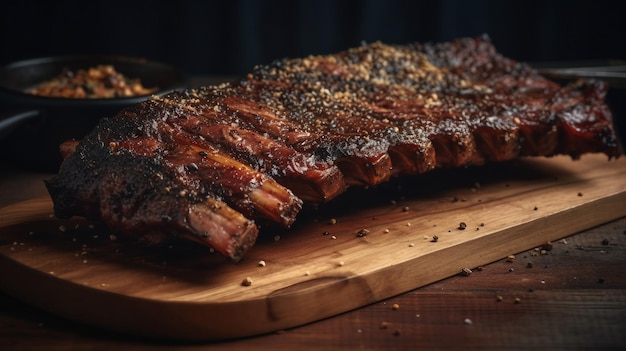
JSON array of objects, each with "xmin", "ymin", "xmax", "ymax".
[{"xmin": 1, "ymin": 0, "xmax": 625, "ymax": 77}]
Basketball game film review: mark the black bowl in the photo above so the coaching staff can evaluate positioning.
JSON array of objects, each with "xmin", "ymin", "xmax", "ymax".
[{"xmin": 0, "ymin": 55, "xmax": 188, "ymax": 172}]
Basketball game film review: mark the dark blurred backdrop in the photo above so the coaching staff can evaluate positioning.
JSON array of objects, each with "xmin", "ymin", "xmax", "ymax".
[{"xmin": 1, "ymin": 0, "xmax": 625, "ymax": 76}]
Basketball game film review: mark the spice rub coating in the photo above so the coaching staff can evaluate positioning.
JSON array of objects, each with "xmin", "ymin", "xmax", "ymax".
[{"xmin": 45, "ymin": 36, "xmax": 621, "ymax": 261}]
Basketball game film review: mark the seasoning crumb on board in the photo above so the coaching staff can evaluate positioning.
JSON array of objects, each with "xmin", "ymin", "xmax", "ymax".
[
  {"xmin": 241, "ymin": 277, "xmax": 253, "ymax": 286},
  {"xmin": 392, "ymin": 303, "xmax": 400, "ymax": 310},
  {"xmin": 258, "ymin": 260, "xmax": 266, "ymax": 267},
  {"xmin": 356, "ymin": 228, "xmax": 370, "ymax": 237},
  {"xmin": 461, "ymin": 268, "xmax": 473, "ymax": 276},
  {"xmin": 464, "ymin": 318, "xmax": 473, "ymax": 325}
]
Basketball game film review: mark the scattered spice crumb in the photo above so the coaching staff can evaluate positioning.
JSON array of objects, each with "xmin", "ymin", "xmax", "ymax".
[
  {"xmin": 322, "ymin": 231, "xmax": 330, "ymax": 236},
  {"xmin": 58, "ymin": 225, "xmax": 67, "ymax": 233},
  {"xmin": 533, "ymin": 206, "xmax": 538, "ymax": 211},
  {"xmin": 329, "ymin": 218, "xmax": 337, "ymax": 225},
  {"xmin": 458, "ymin": 222, "xmax": 467, "ymax": 230},
  {"xmin": 356, "ymin": 228, "xmax": 370, "ymax": 237},
  {"xmin": 464, "ymin": 318, "xmax": 473, "ymax": 325},
  {"xmin": 496, "ymin": 295, "xmax": 503, "ymax": 302},
  {"xmin": 577, "ymin": 192, "xmax": 583, "ymax": 197},
  {"xmin": 476, "ymin": 266, "xmax": 483, "ymax": 271},
  {"xmin": 480, "ymin": 222, "xmax": 485, "ymax": 227},
  {"xmin": 506, "ymin": 255, "xmax": 516, "ymax": 262},
  {"xmin": 273, "ymin": 235, "xmax": 281, "ymax": 242},
  {"xmin": 431, "ymin": 235, "xmax": 439, "ymax": 242},
  {"xmin": 258, "ymin": 260, "xmax": 266, "ymax": 267},
  {"xmin": 514, "ymin": 297, "xmax": 521, "ymax": 304},
  {"xmin": 402, "ymin": 206, "xmax": 410, "ymax": 212},
  {"xmin": 508, "ymin": 268, "xmax": 514, "ymax": 273},
  {"xmin": 331, "ymin": 235, "xmax": 337, "ymax": 240},
  {"xmin": 241, "ymin": 277, "xmax": 253, "ymax": 286},
  {"xmin": 542, "ymin": 242, "xmax": 553, "ymax": 251},
  {"xmin": 338, "ymin": 261, "xmax": 345, "ymax": 266},
  {"xmin": 601, "ymin": 238, "xmax": 609, "ymax": 246},
  {"xmin": 392, "ymin": 303, "xmax": 400, "ymax": 310},
  {"xmin": 406, "ymin": 222, "xmax": 411, "ymax": 227},
  {"xmin": 380, "ymin": 321, "xmax": 390, "ymax": 329},
  {"xmin": 305, "ymin": 271, "xmax": 310, "ymax": 276},
  {"xmin": 383, "ymin": 228, "xmax": 390, "ymax": 233},
  {"xmin": 462, "ymin": 268, "xmax": 473, "ymax": 276},
  {"xmin": 408, "ymin": 243, "xmax": 414, "ymax": 247},
  {"xmin": 527, "ymin": 262, "xmax": 533, "ymax": 268}
]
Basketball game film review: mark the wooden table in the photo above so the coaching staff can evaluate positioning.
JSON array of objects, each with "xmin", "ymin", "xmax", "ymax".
[{"xmin": 1, "ymin": 156, "xmax": 625, "ymax": 351}]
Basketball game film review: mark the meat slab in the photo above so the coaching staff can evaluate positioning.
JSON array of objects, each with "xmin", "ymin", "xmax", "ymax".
[{"xmin": 45, "ymin": 36, "xmax": 622, "ymax": 262}]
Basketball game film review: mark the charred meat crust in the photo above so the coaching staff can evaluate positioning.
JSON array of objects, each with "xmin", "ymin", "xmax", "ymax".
[{"xmin": 45, "ymin": 36, "xmax": 622, "ymax": 261}]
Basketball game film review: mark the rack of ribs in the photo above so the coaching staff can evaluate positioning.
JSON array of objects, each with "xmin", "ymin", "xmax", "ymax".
[{"xmin": 44, "ymin": 36, "xmax": 622, "ymax": 262}]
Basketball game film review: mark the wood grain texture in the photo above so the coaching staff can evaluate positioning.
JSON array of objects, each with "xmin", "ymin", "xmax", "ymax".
[{"xmin": 0, "ymin": 154, "xmax": 625, "ymax": 341}]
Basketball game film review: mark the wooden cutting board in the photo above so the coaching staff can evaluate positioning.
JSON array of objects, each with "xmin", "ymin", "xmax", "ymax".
[{"xmin": 1, "ymin": 154, "xmax": 625, "ymax": 341}]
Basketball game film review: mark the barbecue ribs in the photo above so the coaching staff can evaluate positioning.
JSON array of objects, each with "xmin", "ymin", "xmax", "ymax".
[{"xmin": 45, "ymin": 36, "xmax": 622, "ymax": 262}]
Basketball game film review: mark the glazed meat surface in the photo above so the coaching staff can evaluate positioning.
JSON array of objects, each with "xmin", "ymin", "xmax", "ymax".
[{"xmin": 45, "ymin": 36, "xmax": 622, "ymax": 261}]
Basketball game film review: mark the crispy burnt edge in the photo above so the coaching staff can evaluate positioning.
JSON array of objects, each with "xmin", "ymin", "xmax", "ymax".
[{"xmin": 45, "ymin": 115, "xmax": 261, "ymax": 262}]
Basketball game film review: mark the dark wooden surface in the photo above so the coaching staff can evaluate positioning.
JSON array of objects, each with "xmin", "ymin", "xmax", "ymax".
[{"xmin": 1, "ymin": 161, "xmax": 625, "ymax": 351}]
